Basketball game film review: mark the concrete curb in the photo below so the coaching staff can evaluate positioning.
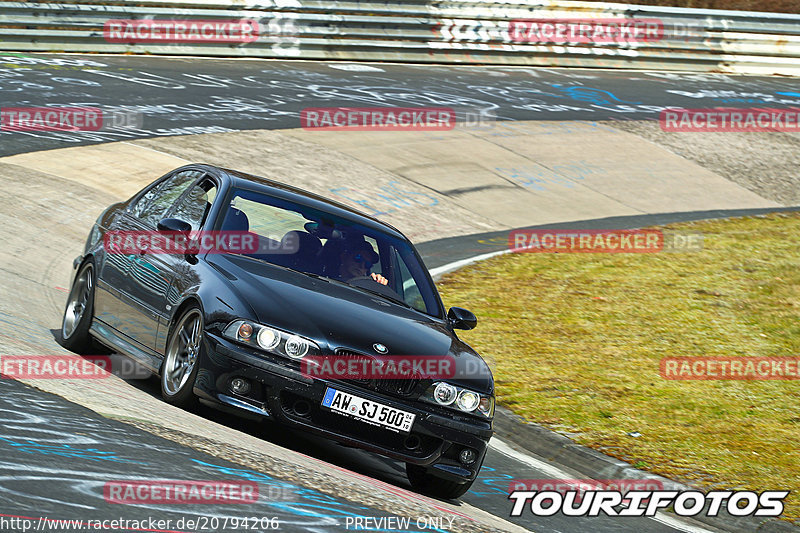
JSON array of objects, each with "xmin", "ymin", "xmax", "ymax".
[{"xmin": 494, "ymin": 407, "xmax": 799, "ymax": 533}]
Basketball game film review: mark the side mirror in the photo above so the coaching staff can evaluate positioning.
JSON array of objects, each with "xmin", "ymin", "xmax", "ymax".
[
  {"xmin": 157, "ymin": 218, "xmax": 195, "ymax": 261},
  {"xmin": 448, "ymin": 307, "xmax": 477, "ymax": 330},
  {"xmin": 157, "ymin": 218, "xmax": 192, "ymax": 233}
]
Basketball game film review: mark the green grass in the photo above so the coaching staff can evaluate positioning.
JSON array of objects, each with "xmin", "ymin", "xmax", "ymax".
[
  {"xmin": 438, "ymin": 213, "xmax": 800, "ymax": 521},
  {"xmin": 582, "ymin": 0, "xmax": 799, "ymax": 14}
]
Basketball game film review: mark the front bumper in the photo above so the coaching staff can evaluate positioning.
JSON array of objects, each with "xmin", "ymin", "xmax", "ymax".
[{"xmin": 194, "ymin": 332, "xmax": 493, "ymax": 482}]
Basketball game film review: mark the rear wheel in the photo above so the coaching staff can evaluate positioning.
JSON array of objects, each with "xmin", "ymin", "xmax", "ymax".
[
  {"xmin": 161, "ymin": 306, "xmax": 202, "ymax": 408},
  {"xmin": 406, "ymin": 463, "xmax": 476, "ymax": 500},
  {"xmin": 60, "ymin": 262, "xmax": 95, "ymax": 353}
]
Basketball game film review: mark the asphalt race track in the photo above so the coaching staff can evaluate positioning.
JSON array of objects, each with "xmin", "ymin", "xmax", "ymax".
[
  {"xmin": 0, "ymin": 378, "xmax": 422, "ymax": 533},
  {"xmin": 2, "ymin": 53, "xmax": 800, "ymax": 157},
  {"xmin": 1, "ymin": 53, "xmax": 798, "ymax": 533}
]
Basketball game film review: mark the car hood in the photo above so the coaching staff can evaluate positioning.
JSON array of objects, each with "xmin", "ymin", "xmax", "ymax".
[{"xmin": 208, "ymin": 255, "xmax": 493, "ymax": 393}]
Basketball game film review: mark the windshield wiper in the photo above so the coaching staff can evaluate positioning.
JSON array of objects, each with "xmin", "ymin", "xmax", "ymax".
[
  {"xmin": 227, "ymin": 253, "xmax": 331, "ymax": 282},
  {"xmin": 350, "ymin": 283, "xmax": 414, "ymax": 309}
]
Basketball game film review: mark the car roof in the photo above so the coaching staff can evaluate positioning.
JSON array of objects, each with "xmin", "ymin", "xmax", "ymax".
[{"xmin": 189, "ymin": 164, "xmax": 408, "ymax": 240}]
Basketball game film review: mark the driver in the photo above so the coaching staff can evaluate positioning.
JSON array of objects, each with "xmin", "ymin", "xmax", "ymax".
[{"xmin": 338, "ymin": 239, "xmax": 388, "ymax": 285}]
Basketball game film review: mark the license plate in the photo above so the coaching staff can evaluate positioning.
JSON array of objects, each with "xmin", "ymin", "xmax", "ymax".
[{"xmin": 321, "ymin": 387, "xmax": 415, "ymax": 433}]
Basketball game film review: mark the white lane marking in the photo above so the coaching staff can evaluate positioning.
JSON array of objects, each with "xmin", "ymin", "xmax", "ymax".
[
  {"xmin": 491, "ymin": 437, "xmax": 720, "ymax": 533},
  {"xmin": 490, "ymin": 437, "xmax": 574, "ymax": 479},
  {"xmin": 428, "ymin": 249, "xmax": 508, "ymax": 278},
  {"xmin": 328, "ymin": 64, "xmax": 385, "ymax": 72},
  {"xmin": 650, "ymin": 513, "xmax": 722, "ymax": 533}
]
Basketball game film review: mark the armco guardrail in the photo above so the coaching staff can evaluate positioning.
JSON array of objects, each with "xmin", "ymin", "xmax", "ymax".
[{"xmin": 0, "ymin": 0, "xmax": 799, "ymax": 75}]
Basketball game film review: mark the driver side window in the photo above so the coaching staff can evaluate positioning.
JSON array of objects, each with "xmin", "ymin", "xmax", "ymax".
[
  {"xmin": 393, "ymin": 247, "xmax": 425, "ymax": 312},
  {"xmin": 169, "ymin": 178, "xmax": 217, "ymax": 231}
]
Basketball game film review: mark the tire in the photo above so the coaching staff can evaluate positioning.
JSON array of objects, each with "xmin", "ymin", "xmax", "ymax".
[
  {"xmin": 160, "ymin": 306, "xmax": 203, "ymax": 408},
  {"xmin": 60, "ymin": 261, "xmax": 96, "ymax": 353},
  {"xmin": 406, "ymin": 463, "xmax": 476, "ymax": 500}
]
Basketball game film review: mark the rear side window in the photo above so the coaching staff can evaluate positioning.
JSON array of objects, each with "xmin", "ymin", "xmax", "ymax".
[{"xmin": 131, "ymin": 170, "xmax": 200, "ymax": 227}]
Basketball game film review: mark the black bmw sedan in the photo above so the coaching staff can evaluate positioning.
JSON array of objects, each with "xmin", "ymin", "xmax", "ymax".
[{"xmin": 61, "ymin": 164, "xmax": 494, "ymax": 499}]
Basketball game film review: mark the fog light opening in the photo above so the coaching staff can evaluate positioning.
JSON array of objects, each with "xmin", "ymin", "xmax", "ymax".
[
  {"xmin": 293, "ymin": 400, "xmax": 311, "ymax": 417},
  {"xmin": 230, "ymin": 377, "xmax": 251, "ymax": 395},
  {"xmin": 459, "ymin": 448, "xmax": 476, "ymax": 465},
  {"xmin": 403, "ymin": 435, "xmax": 421, "ymax": 451}
]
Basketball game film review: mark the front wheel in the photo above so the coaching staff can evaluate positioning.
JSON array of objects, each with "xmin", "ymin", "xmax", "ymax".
[
  {"xmin": 161, "ymin": 306, "xmax": 202, "ymax": 408},
  {"xmin": 406, "ymin": 463, "xmax": 476, "ymax": 500},
  {"xmin": 61, "ymin": 261, "xmax": 95, "ymax": 353}
]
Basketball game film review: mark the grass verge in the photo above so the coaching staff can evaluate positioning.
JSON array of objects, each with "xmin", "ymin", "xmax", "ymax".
[
  {"xmin": 582, "ymin": 0, "xmax": 799, "ymax": 14},
  {"xmin": 438, "ymin": 213, "xmax": 800, "ymax": 520}
]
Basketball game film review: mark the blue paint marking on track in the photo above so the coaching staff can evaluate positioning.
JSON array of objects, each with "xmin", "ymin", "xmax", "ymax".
[
  {"xmin": 0, "ymin": 436, "xmax": 146, "ymax": 464},
  {"xmin": 496, "ymin": 160, "xmax": 607, "ymax": 192},
  {"xmin": 553, "ymin": 85, "xmax": 642, "ymax": 106},
  {"xmin": 192, "ymin": 459, "xmax": 448, "ymax": 533},
  {"xmin": 465, "ymin": 465, "xmax": 516, "ymax": 498},
  {"xmin": 329, "ymin": 182, "xmax": 439, "ymax": 216}
]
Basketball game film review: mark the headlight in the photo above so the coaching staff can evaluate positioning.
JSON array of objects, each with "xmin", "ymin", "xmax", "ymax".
[
  {"xmin": 423, "ymin": 381, "xmax": 494, "ymax": 418},
  {"xmin": 433, "ymin": 382, "xmax": 458, "ymax": 405},
  {"xmin": 284, "ymin": 335, "xmax": 309, "ymax": 359},
  {"xmin": 256, "ymin": 327, "xmax": 279, "ymax": 350},
  {"xmin": 223, "ymin": 320, "xmax": 318, "ymax": 360},
  {"xmin": 456, "ymin": 390, "xmax": 480, "ymax": 412}
]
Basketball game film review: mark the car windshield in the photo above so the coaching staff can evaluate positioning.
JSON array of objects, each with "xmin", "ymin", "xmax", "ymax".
[{"xmin": 217, "ymin": 187, "xmax": 442, "ymax": 317}]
